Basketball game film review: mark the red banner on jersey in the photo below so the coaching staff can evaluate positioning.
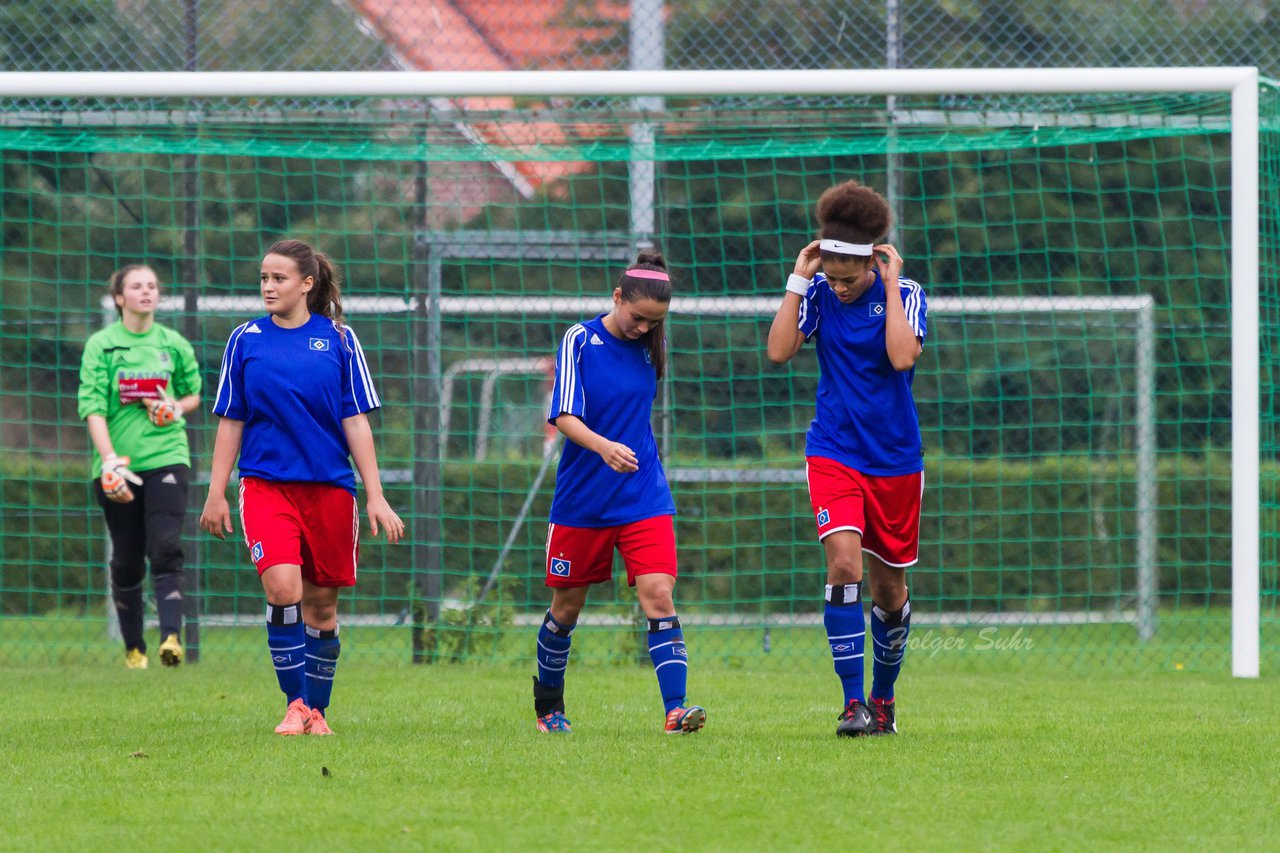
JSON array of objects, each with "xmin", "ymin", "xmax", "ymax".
[{"xmin": 117, "ymin": 375, "xmax": 169, "ymax": 404}]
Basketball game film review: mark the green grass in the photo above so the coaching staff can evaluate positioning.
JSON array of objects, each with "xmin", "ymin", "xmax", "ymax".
[
  {"xmin": 2, "ymin": 657, "xmax": 1277, "ymax": 851},
  {"xmin": 2, "ymin": 610, "xmax": 1267, "ymax": 674}
]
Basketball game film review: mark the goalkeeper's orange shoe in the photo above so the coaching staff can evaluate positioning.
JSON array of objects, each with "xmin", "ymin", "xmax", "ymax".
[
  {"xmin": 158, "ymin": 633, "xmax": 184, "ymax": 667},
  {"xmin": 124, "ymin": 648, "xmax": 148, "ymax": 670},
  {"xmin": 274, "ymin": 698, "xmax": 310, "ymax": 736},
  {"xmin": 305, "ymin": 708, "xmax": 334, "ymax": 736},
  {"xmin": 664, "ymin": 705, "xmax": 706, "ymax": 734}
]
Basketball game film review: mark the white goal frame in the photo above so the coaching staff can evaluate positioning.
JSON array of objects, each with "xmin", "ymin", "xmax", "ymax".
[{"xmin": 23, "ymin": 66, "xmax": 1259, "ymax": 677}]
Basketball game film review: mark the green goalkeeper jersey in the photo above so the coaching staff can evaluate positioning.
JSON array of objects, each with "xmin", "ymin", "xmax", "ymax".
[{"xmin": 77, "ymin": 320, "xmax": 202, "ymax": 477}]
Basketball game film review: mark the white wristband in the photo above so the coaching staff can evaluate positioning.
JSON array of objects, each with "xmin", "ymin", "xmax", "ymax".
[{"xmin": 785, "ymin": 274, "xmax": 811, "ymax": 296}]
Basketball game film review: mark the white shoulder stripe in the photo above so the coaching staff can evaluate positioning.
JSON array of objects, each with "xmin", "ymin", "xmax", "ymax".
[
  {"xmin": 898, "ymin": 278, "xmax": 926, "ymax": 336},
  {"xmin": 346, "ymin": 326, "xmax": 380, "ymax": 409},
  {"xmin": 213, "ymin": 322, "xmax": 252, "ymax": 415},
  {"xmin": 555, "ymin": 324, "xmax": 587, "ymax": 418}
]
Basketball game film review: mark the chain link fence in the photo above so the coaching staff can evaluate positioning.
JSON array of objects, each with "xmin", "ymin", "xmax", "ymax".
[
  {"xmin": 1, "ymin": 1, "xmax": 1276, "ymax": 76},
  {"xmin": 2, "ymin": 3, "xmax": 1274, "ymax": 669}
]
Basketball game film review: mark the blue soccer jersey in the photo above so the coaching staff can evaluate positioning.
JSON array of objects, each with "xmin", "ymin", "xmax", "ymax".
[
  {"xmin": 547, "ymin": 314, "xmax": 675, "ymax": 527},
  {"xmin": 798, "ymin": 269, "xmax": 928, "ymax": 476},
  {"xmin": 212, "ymin": 313, "xmax": 380, "ymax": 494}
]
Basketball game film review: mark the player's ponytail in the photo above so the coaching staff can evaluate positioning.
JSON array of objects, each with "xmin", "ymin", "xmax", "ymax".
[
  {"xmin": 267, "ymin": 239, "xmax": 350, "ymax": 347},
  {"xmin": 618, "ymin": 249, "xmax": 672, "ymax": 380}
]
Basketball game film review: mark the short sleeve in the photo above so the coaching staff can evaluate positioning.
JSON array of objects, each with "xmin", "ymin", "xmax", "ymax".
[
  {"xmin": 797, "ymin": 279, "xmax": 822, "ymax": 340},
  {"xmin": 212, "ymin": 323, "xmax": 250, "ymax": 420},
  {"xmin": 77, "ymin": 334, "xmax": 109, "ymax": 420},
  {"xmin": 900, "ymin": 279, "xmax": 928, "ymax": 342},
  {"xmin": 547, "ymin": 324, "xmax": 587, "ymax": 423},
  {"xmin": 341, "ymin": 325, "xmax": 380, "ymax": 418},
  {"xmin": 171, "ymin": 332, "xmax": 203, "ymax": 398}
]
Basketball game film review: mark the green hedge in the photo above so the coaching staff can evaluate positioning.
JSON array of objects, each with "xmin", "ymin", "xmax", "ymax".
[{"xmin": 0, "ymin": 453, "xmax": 1266, "ymax": 616}]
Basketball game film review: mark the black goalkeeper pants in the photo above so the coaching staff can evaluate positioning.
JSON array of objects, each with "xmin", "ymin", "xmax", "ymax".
[{"xmin": 93, "ymin": 463, "xmax": 189, "ymax": 653}]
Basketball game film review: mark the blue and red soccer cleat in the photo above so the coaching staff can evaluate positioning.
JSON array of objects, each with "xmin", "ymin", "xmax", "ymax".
[
  {"xmin": 664, "ymin": 705, "xmax": 706, "ymax": 734},
  {"xmin": 836, "ymin": 698, "xmax": 873, "ymax": 737},
  {"xmin": 536, "ymin": 711, "xmax": 572, "ymax": 733},
  {"xmin": 869, "ymin": 697, "xmax": 897, "ymax": 735}
]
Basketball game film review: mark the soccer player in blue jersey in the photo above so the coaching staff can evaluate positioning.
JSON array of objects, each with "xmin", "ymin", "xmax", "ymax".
[
  {"xmin": 768, "ymin": 180, "xmax": 927, "ymax": 737},
  {"xmin": 198, "ymin": 239, "xmax": 404, "ymax": 736},
  {"xmin": 532, "ymin": 250, "xmax": 705, "ymax": 735}
]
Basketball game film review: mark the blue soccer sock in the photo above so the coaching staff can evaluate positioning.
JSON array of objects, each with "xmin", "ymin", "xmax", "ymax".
[
  {"xmin": 824, "ymin": 583, "xmax": 865, "ymax": 706},
  {"xmin": 305, "ymin": 624, "xmax": 341, "ymax": 716},
  {"xmin": 535, "ymin": 610, "xmax": 574, "ymax": 691},
  {"xmin": 870, "ymin": 597, "xmax": 911, "ymax": 702},
  {"xmin": 647, "ymin": 615, "xmax": 688, "ymax": 713},
  {"xmin": 266, "ymin": 601, "xmax": 306, "ymax": 705}
]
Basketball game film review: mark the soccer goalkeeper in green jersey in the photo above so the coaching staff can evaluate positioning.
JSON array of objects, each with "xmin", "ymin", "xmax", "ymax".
[{"xmin": 78, "ymin": 264, "xmax": 202, "ymax": 669}]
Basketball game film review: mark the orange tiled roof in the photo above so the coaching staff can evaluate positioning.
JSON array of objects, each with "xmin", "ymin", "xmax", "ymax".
[{"xmin": 350, "ymin": 0, "xmax": 628, "ymax": 191}]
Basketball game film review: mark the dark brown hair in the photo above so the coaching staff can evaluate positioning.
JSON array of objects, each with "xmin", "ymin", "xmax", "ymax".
[
  {"xmin": 266, "ymin": 239, "xmax": 346, "ymax": 329},
  {"xmin": 815, "ymin": 180, "xmax": 892, "ymax": 264},
  {"xmin": 108, "ymin": 264, "xmax": 156, "ymax": 316},
  {"xmin": 616, "ymin": 249, "xmax": 672, "ymax": 380}
]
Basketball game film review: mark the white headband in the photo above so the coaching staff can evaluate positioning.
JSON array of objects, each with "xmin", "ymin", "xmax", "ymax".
[{"xmin": 819, "ymin": 239, "xmax": 873, "ymax": 256}]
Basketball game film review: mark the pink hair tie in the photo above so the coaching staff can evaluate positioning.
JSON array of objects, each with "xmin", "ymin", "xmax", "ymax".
[{"xmin": 627, "ymin": 269, "xmax": 670, "ymax": 281}]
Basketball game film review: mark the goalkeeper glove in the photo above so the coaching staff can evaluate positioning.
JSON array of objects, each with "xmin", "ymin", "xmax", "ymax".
[
  {"xmin": 143, "ymin": 394, "xmax": 181, "ymax": 427},
  {"xmin": 101, "ymin": 455, "xmax": 143, "ymax": 503}
]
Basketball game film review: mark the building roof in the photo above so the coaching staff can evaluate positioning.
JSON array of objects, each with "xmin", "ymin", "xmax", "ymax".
[
  {"xmin": 349, "ymin": 0, "xmax": 628, "ymax": 192},
  {"xmin": 352, "ymin": 0, "xmax": 625, "ymax": 72}
]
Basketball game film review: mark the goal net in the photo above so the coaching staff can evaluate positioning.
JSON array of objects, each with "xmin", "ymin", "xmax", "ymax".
[{"xmin": 0, "ymin": 70, "xmax": 1271, "ymax": 673}]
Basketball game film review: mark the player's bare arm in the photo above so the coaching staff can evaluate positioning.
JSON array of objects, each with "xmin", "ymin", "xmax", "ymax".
[
  {"xmin": 875, "ymin": 243, "xmax": 923, "ymax": 371},
  {"xmin": 767, "ymin": 240, "xmax": 820, "ymax": 364},
  {"xmin": 554, "ymin": 412, "xmax": 638, "ymax": 473},
  {"xmin": 199, "ymin": 417, "xmax": 244, "ymax": 538},
  {"xmin": 342, "ymin": 412, "xmax": 405, "ymax": 544}
]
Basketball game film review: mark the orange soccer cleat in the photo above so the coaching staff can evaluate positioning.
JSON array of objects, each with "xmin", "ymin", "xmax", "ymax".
[
  {"xmin": 274, "ymin": 698, "xmax": 311, "ymax": 736},
  {"xmin": 305, "ymin": 708, "xmax": 334, "ymax": 736}
]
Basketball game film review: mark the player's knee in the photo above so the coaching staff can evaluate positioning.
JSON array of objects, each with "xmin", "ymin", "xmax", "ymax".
[
  {"xmin": 262, "ymin": 571, "xmax": 303, "ymax": 605},
  {"xmin": 637, "ymin": 587, "xmax": 675, "ymax": 617},
  {"xmin": 146, "ymin": 541, "xmax": 185, "ymax": 575},
  {"xmin": 550, "ymin": 599, "xmax": 584, "ymax": 625},
  {"xmin": 870, "ymin": 579, "xmax": 908, "ymax": 611},
  {"xmin": 302, "ymin": 589, "xmax": 339, "ymax": 627},
  {"xmin": 110, "ymin": 557, "xmax": 146, "ymax": 586},
  {"xmin": 307, "ymin": 605, "xmax": 337, "ymax": 627},
  {"xmin": 153, "ymin": 570, "xmax": 183, "ymax": 597},
  {"xmin": 645, "ymin": 591, "xmax": 674, "ymax": 614},
  {"xmin": 111, "ymin": 578, "xmax": 143, "ymax": 599},
  {"xmin": 826, "ymin": 554, "xmax": 862, "ymax": 584}
]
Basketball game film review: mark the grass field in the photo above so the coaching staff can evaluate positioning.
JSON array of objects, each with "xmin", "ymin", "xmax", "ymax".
[{"xmin": 3, "ymin": 653, "xmax": 1277, "ymax": 851}]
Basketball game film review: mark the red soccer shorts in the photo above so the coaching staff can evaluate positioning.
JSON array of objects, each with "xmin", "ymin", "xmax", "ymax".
[
  {"xmin": 805, "ymin": 455, "xmax": 922, "ymax": 567},
  {"xmin": 544, "ymin": 515, "xmax": 678, "ymax": 588},
  {"xmin": 238, "ymin": 477, "xmax": 359, "ymax": 587}
]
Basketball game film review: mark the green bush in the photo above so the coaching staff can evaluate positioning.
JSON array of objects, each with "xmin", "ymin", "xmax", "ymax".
[{"xmin": 1, "ymin": 452, "xmax": 1260, "ymax": 617}]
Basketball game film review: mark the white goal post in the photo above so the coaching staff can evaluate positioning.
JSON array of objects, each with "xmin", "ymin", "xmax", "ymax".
[
  {"xmin": 28, "ymin": 66, "xmax": 1259, "ymax": 677},
  {"xmin": 122, "ymin": 291, "xmax": 1159, "ymax": 642}
]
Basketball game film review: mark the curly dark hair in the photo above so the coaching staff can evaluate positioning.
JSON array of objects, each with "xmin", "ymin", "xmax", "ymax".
[{"xmin": 815, "ymin": 180, "xmax": 891, "ymax": 256}]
